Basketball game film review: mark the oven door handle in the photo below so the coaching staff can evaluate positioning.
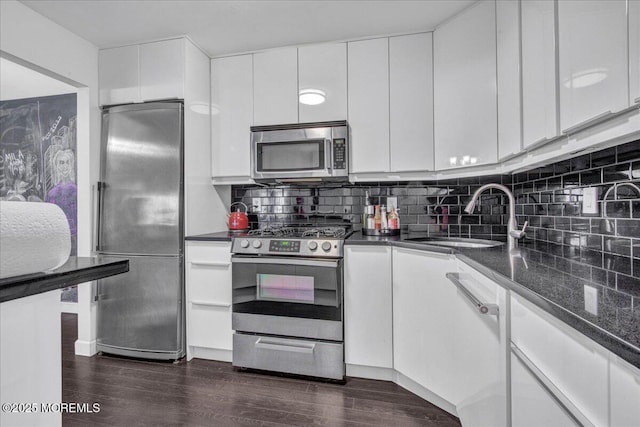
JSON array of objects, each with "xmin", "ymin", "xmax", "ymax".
[
  {"xmin": 255, "ymin": 337, "xmax": 316, "ymax": 354},
  {"xmin": 232, "ymin": 256, "xmax": 339, "ymax": 268}
]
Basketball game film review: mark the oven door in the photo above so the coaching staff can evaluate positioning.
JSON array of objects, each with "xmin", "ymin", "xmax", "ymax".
[{"xmin": 231, "ymin": 256, "xmax": 342, "ymax": 321}]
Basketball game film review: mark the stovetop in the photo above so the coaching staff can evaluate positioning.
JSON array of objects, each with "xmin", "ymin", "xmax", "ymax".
[{"xmin": 232, "ymin": 225, "xmax": 352, "ymax": 258}]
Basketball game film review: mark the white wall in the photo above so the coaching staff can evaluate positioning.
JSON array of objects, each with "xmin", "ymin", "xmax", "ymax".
[{"xmin": 1, "ymin": 0, "xmax": 100, "ymax": 356}]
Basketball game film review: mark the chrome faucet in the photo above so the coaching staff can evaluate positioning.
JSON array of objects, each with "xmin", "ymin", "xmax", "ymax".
[{"xmin": 464, "ymin": 183, "xmax": 528, "ymax": 250}]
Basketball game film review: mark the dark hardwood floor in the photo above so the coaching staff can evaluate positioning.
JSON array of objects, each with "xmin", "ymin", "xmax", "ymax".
[{"xmin": 62, "ymin": 313, "xmax": 461, "ymax": 427}]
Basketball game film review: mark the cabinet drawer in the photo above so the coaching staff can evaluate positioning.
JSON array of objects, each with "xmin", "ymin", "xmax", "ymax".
[
  {"xmin": 187, "ymin": 303, "xmax": 232, "ymax": 350},
  {"xmin": 187, "ymin": 262, "xmax": 231, "ymax": 303},
  {"xmin": 186, "ymin": 241, "xmax": 231, "ymax": 261},
  {"xmin": 233, "ymin": 333, "xmax": 344, "ymax": 380}
]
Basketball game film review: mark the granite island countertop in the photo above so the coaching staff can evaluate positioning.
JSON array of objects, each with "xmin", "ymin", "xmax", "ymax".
[
  {"xmin": 0, "ymin": 257, "xmax": 129, "ymax": 303},
  {"xmin": 347, "ymin": 231, "xmax": 640, "ymax": 369}
]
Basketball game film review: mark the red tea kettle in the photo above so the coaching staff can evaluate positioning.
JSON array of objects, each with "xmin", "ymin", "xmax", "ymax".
[{"xmin": 227, "ymin": 202, "xmax": 249, "ymax": 231}]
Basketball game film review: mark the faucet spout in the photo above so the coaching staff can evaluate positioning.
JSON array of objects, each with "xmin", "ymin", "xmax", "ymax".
[{"xmin": 466, "ymin": 183, "xmax": 526, "ymax": 250}]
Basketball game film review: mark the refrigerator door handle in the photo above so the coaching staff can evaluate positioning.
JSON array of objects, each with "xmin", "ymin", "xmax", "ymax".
[{"xmin": 94, "ymin": 181, "xmax": 105, "ymax": 253}]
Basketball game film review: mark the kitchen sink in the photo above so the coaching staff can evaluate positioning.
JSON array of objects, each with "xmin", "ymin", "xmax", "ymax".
[{"xmin": 404, "ymin": 237, "xmax": 505, "ymax": 248}]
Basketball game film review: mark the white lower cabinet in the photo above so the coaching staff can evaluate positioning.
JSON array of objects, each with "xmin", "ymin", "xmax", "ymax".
[
  {"xmin": 185, "ymin": 241, "xmax": 233, "ymax": 362},
  {"xmin": 609, "ymin": 353, "xmax": 640, "ymax": 427},
  {"xmin": 510, "ymin": 294, "xmax": 609, "ymax": 427},
  {"xmin": 344, "ymin": 246, "xmax": 393, "ymax": 376}
]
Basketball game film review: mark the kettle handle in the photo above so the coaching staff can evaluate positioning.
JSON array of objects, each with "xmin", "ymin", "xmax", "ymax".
[{"xmin": 229, "ymin": 201, "xmax": 248, "ymax": 213}]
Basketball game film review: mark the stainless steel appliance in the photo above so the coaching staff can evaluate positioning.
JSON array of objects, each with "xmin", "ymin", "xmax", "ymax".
[
  {"xmin": 231, "ymin": 226, "xmax": 350, "ymax": 380},
  {"xmin": 95, "ymin": 102, "xmax": 184, "ymax": 360},
  {"xmin": 250, "ymin": 121, "xmax": 349, "ymax": 184}
]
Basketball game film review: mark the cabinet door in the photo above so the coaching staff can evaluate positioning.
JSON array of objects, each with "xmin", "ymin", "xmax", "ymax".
[
  {"xmin": 298, "ymin": 43, "xmax": 348, "ymax": 122},
  {"xmin": 558, "ymin": 0, "xmax": 628, "ymax": 133},
  {"xmin": 511, "ymin": 294, "xmax": 608, "ymax": 426},
  {"xmin": 497, "ymin": 0, "xmax": 522, "ymax": 158},
  {"xmin": 253, "ymin": 48, "xmax": 298, "ymax": 126},
  {"xmin": 452, "ymin": 262, "xmax": 508, "ymax": 427},
  {"xmin": 211, "ymin": 55, "xmax": 253, "ymax": 180},
  {"xmin": 630, "ymin": 0, "xmax": 640, "ymax": 106},
  {"xmin": 139, "ymin": 38, "xmax": 185, "ymax": 101},
  {"xmin": 392, "ymin": 248, "xmax": 457, "ymax": 401},
  {"xmin": 610, "ymin": 354, "xmax": 640, "ymax": 427},
  {"xmin": 348, "ymin": 38, "xmax": 390, "ymax": 174},
  {"xmin": 344, "ymin": 245, "xmax": 392, "ymax": 369},
  {"xmin": 511, "ymin": 350, "xmax": 578, "ymax": 427},
  {"xmin": 390, "ymin": 33, "xmax": 434, "ymax": 172},
  {"xmin": 99, "ymin": 45, "xmax": 140, "ymax": 106},
  {"xmin": 434, "ymin": 0, "xmax": 498, "ymax": 169},
  {"xmin": 521, "ymin": 0, "xmax": 558, "ymax": 148}
]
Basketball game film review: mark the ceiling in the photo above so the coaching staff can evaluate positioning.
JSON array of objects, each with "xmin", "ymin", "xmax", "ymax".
[
  {"xmin": 0, "ymin": 57, "xmax": 76, "ymax": 101},
  {"xmin": 20, "ymin": 0, "xmax": 476, "ymax": 57}
]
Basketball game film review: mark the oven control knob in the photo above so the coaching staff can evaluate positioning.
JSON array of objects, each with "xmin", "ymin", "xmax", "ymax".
[
  {"xmin": 307, "ymin": 241, "xmax": 318, "ymax": 251},
  {"xmin": 321, "ymin": 241, "xmax": 332, "ymax": 252},
  {"xmin": 252, "ymin": 240, "xmax": 262, "ymax": 249},
  {"xmin": 240, "ymin": 239, "xmax": 250, "ymax": 248}
]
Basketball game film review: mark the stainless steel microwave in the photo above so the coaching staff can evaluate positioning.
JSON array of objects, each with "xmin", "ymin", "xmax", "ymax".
[{"xmin": 250, "ymin": 120, "xmax": 349, "ymax": 184}]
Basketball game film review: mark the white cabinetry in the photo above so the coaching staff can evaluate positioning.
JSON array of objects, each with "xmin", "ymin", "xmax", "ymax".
[
  {"xmin": 392, "ymin": 247, "xmax": 458, "ymax": 413},
  {"xmin": 496, "ymin": 0, "xmax": 522, "ymax": 159},
  {"xmin": 139, "ymin": 38, "xmax": 185, "ymax": 102},
  {"xmin": 185, "ymin": 241, "xmax": 233, "ymax": 362},
  {"xmin": 610, "ymin": 353, "xmax": 640, "ymax": 427},
  {"xmin": 348, "ymin": 38, "xmax": 389, "ymax": 174},
  {"xmin": 211, "ymin": 54, "xmax": 253, "ymax": 183},
  {"xmin": 99, "ymin": 38, "xmax": 185, "ymax": 106},
  {"xmin": 344, "ymin": 245, "xmax": 392, "ymax": 377},
  {"xmin": 434, "ymin": 0, "xmax": 498, "ymax": 170},
  {"xmin": 510, "ymin": 294, "xmax": 609, "ymax": 427},
  {"xmin": 630, "ymin": 0, "xmax": 640, "ymax": 105},
  {"xmin": 389, "ymin": 33, "xmax": 434, "ymax": 172},
  {"xmin": 521, "ymin": 0, "xmax": 559, "ymax": 148},
  {"xmin": 298, "ymin": 43, "xmax": 347, "ymax": 122},
  {"xmin": 253, "ymin": 48, "xmax": 298, "ymax": 126},
  {"xmin": 558, "ymin": 0, "xmax": 628, "ymax": 133}
]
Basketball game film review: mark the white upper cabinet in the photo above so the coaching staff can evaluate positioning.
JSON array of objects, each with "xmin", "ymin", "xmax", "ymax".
[
  {"xmin": 99, "ymin": 45, "xmax": 139, "ymax": 106},
  {"xmin": 139, "ymin": 38, "xmax": 185, "ymax": 102},
  {"xmin": 211, "ymin": 54, "xmax": 253, "ymax": 181},
  {"xmin": 558, "ymin": 0, "xmax": 628, "ymax": 133},
  {"xmin": 348, "ymin": 38, "xmax": 390, "ymax": 174},
  {"xmin": 390, "ymin": 33, "xmax": 434, "ymax": 172},
  {"xmin": 496, "ymin": 0, "xmax": 522, "ymax": 159},
  {"xmin": 521, "ymin": 0, "xmax": 559, "ymax": 148},
  {"xmin": 434, "ymin": 0, "xmax": 498, "ymax": 170},
  {"xmin": 630, "ymin": 0, "xmax": 640, "ymax": 105},
  {"xmin": 298, "ymin": 43, "xmax": 348, "ymax": 122},
  {"xmin": 99, "ymin": 38, "xmax": 185, "ymax": 106},
  {"xmin": 253, "ymin": 48, "xmax": 298, "ymax": 126}
]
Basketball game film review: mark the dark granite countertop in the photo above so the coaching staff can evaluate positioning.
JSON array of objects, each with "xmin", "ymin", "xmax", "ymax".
[
  {"xmin": 0, "ymin": 257, "xmax": 129, "ymax": 303},
  {"xmin": 347, "ymin": 232, "xmax": 640, "ymax": 369},
  {"xmin": 185, "ymin": 231, "xmax": 237, "ymax": 241}
]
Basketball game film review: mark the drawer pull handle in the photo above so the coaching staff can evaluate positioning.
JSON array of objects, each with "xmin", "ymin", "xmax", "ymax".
[
  {"xmin": 190, "ymin": 261, "xmax": 230, "ymax": 268},
  {"xmin": 446, "ymin": 273, "xmax": 499, "ymax": 316},
  {"xmin": 255, "ymin": 338, "xmax": 315, "ymax": 354},
  {"xmin": 511, "ymin": 343, "xmax": 595, "ymax": 427},
  {"xmin": 190, "ymin": 300, "xmax": 231, "ymax": 308}
]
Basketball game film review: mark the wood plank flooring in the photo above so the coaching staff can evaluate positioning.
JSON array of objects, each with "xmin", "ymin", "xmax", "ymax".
[{"xmin": 62, "ymin": 313, "xmax": 461, "ymax": 426}]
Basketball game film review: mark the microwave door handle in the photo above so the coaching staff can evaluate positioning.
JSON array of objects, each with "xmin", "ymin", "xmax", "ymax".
[{"xmin": 325, "ymin": 139, "xmax": 332, "ymax": 174}]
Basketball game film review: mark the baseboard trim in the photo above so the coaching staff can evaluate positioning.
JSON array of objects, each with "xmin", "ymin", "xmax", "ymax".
[
  {"xmin": 188, "ymin": 346, "xmax": 232, "ymax": 362},
  {"xmin": 60, "ymin": 301, "xmax": 78, "ymax": 314},
  {"xmin": 346, "ymin": 364, "xmax": 394, "ymax": 381},
  {"xmin": 74, "ymin": 339, "xmax": 97, "ymax": 357}
]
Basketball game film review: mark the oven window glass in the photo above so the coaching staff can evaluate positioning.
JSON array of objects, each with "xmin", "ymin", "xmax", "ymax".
[
  {"xmin": 257, "ymin": 273, "xmax": 314, "ymax": 303},
  {"xmin": 257, "ymin": 140, "xmax": 325, "ymax": 171}
]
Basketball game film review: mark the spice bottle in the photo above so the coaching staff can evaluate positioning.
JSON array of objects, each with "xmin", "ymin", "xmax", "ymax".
[
  {"xmin": 374, "ymin": 205, "xmax": 382, "ymax": 230},
  {"xmin": 388, "ymin": 207, "xmax": 399, "ymax": 230},
  {"xmin": 380, "ymin": 205, "xmax": 388, "ymax": 230}
]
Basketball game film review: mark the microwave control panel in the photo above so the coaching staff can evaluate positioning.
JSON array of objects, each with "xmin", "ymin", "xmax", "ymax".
[{"xmin": 333, "ymin": 138, "xmax": 346, "ymax": 170}]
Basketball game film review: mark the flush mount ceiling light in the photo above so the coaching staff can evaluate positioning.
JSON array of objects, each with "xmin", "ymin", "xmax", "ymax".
[
  {"xmin": 299, "ymin": 89, "xmax": 326, "ymax": 105},
  {"xmin": 563, "ymin": 68, "xmax": 608, "ymax": 89}
]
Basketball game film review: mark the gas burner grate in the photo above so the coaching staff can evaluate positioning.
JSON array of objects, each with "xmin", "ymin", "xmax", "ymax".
[
  {"xmin": 301, "ymin": 227, "xmax": 347, "ymax": 238},
  {"xmin": 248, "ymin": 226, "xmax": 298, "ymax": 237},
  {"xmin": 248, "ymin": 225, "xmax": 348, "ymax": 238}
]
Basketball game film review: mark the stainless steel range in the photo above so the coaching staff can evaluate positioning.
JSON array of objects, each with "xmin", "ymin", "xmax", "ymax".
[{"xmin": 231, "ymin": 226, "xmax": 351, "ymax": 381}]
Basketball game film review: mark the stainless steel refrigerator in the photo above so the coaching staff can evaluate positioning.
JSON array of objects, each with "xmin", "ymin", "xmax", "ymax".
[{"xmin": 95, "ymin": 102, "xmax": 184, "ymax": 360}]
